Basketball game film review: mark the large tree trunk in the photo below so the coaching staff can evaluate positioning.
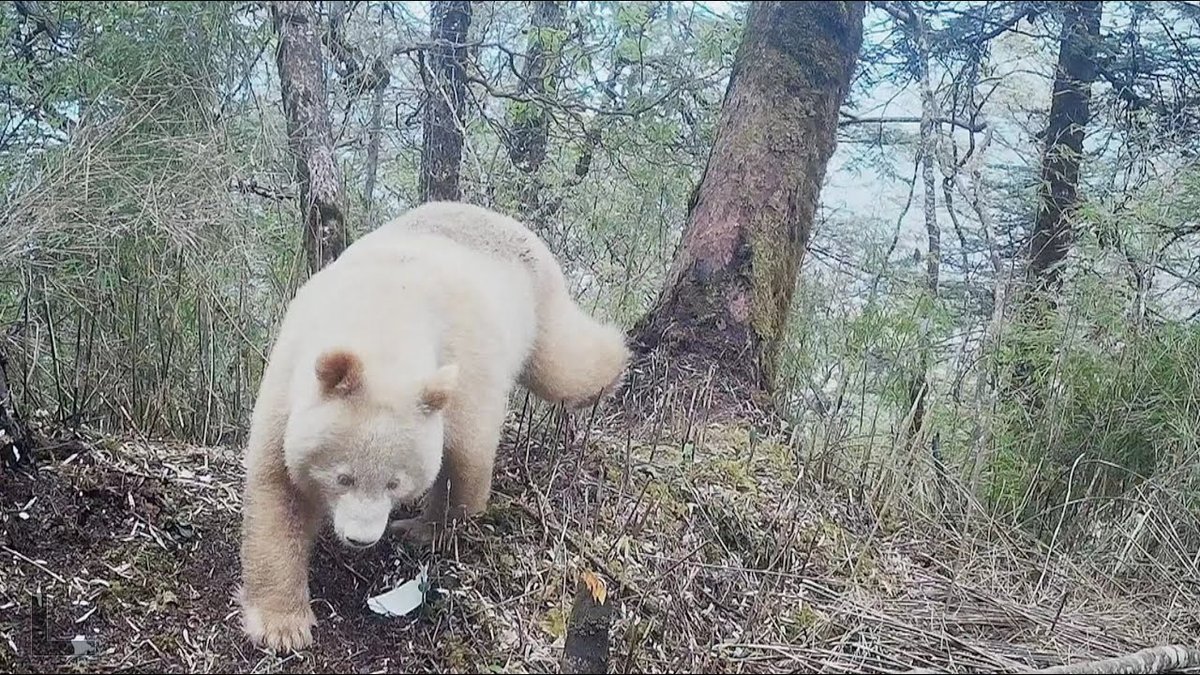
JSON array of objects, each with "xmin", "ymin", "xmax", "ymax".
[
  {"xmin": 419, "ymin": 0, "xmax": 472, "ymax": 203},
  {"xmin": 271, "ymin": 0, "xmax": 349, "ymax": 275},
  {"xmin": 628, "ymin": 1, "xmax": 865, "ymax": 408},
  {"xmin": 1025, "ymin": 1, "xmax": 1101, "ymax": 297}
]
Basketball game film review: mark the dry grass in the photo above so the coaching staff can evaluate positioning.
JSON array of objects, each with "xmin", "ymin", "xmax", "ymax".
[{"xmin": 1, "ymin": 398, "xmax": 1198, "ymax": 674}]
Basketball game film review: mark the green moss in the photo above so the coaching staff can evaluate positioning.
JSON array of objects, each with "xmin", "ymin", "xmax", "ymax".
[
  {"xmin": 748, "ymin": 221, "xmax": 796, "ymax": 386},
  {"xmin": 538, "ymin": 605, "xmax": 568, "ymax": 640},
  {"xmin": 440, "ymin": 633, "xmax": 472, "ymax": 671},
  {"xmin": 646, "ymin": 481, "xmax": 689, "ymax": 521},
  {"xmin": 705, "ymin": 458, "xmax": 757, "ymax": 492},
  {"xmin": 479, "ymin": 496, "xmax": 527, "ymax": 536},
  {"xmin": 782, "ymin": 603, "xmax": 827, "ymax": 642}
]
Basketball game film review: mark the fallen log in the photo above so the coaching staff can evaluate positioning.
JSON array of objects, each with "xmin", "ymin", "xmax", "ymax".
[{"xmin": 1033, "ymin": 644, "xmax": 1200, "ymax": 674}]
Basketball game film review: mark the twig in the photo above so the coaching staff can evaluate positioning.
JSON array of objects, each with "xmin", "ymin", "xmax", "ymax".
[
  {"xmin": 512, "ymin": 498, "xmax": 653, "ymax": 610},
  {"xmin": 2, "ymin": 544, "xmax": 67, "ymax": 584}
]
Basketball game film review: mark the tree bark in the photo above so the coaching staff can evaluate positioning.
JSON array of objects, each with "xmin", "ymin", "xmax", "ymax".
[
  {"xmin": 1011, "ymin": 1, "xmax": 1100, "ymax": 399},
  {"xmin": 420, "ymin": 0, "xmax": 472, "ymax": 203},
  {"xmin": 559, "ymin": 573, "xmax": 612, "ymax": 674},
  {"xmin": 508, "ymin": 0, "xmax": 565, "ymax": 175},
  {"xmin": 271, "ymin": 0, "xmax": 349, "ymax": 275},
  {"xmin": 628, "ymin": 1, "xmax": 865, "ymax": 405},
  {"xmin": 898, "ymin": 0, "xmax": 941, "ymax": 490},
  {"xmin": 1025, "ymin": 1, "xmax": 1101, "ymax": 297},
  {"xmin": 0, "ymin": 346, "xmax": 35, "ymax": 469},
  {"xmin": 508, "ymin": 0, "xmax": 567, "ymax": 230},
  {"xmin": 363, "ymin": 57, "xmax": 390, "ymax": 227}
]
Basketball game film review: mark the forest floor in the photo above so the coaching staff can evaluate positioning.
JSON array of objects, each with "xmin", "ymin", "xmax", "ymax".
[{"xmin": 2, "ymin": 403, "xmax": 1198, "ymax": 674}]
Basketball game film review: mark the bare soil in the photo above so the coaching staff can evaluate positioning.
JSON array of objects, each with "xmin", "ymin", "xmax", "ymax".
[{"xmin": 2, "ymin": 407, "xmax": 1197, "ymax": 673}]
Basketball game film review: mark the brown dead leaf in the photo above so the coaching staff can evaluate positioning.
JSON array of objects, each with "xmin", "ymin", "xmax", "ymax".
[{"xmin": 581, "ymin": 570, "xmax": 607, "ymax": 605}]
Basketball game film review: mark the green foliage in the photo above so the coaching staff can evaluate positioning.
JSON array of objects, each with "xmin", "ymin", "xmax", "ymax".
[
  {"xmin": 0, "ymin": 1, "xmax": 743, "ymax": 442},
  {"xmin": 1, "ymin": 2, "xmax": 279, "ymax": 443},
  {"xmin": 959, "ymin": 159, "xmax": 1200, "ymax": 539},
  {"xmin": 987, "ymin": 319, "xmax": 1200, "ymax": 530}
]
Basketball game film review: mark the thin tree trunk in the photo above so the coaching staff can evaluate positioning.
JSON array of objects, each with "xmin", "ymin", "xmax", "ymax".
[
  {"xmin": 323, "ymin": 0, "xmax": 391, "ymax": 229},
  {"xmin": 873, "ymin": 0, "xmax": 945, "ymax": 513},
  {"xmin": 509, "ymin": 0, "xmax": 566, "ymax": 229},
  {"xmin": 509, "ymin": 0, "xmax": 565, "ymax": 175},
  {"xmin": 1025, "ymin": 1, "xmax": 1101, "ymax": 298},
  {"xmin": 1012, "ymin": 1, "xmax": 1101, "ymax": 397},
  {"xmin": 0, "ymin": 346, "xmax": 35, "ymax": 468},
  {"xmin": 958, "ymin": 128, "xmax": 1010, "ymax": 497},
  {"xmin": 271, "ymin": 0, "xmax": 349, "ymax": 275},
  {"xmin": 363, "ymin": 58, "xmax": 390, "ymax": 228},
  {"xmin": 420, "ymin": 0, "xmax": 472, "ymax": 203},
  {"xmin": 907, "ymin": 4, "xmax": 942, "ymax": 512},
  {"xmin": 629, "ymin": 1, "xmax": 865, "ymax": 407}
]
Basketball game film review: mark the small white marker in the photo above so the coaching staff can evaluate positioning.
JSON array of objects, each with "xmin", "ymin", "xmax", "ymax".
[{"xmin": 366, "ymin": 563, "xmax": 429, "ymax": 617}]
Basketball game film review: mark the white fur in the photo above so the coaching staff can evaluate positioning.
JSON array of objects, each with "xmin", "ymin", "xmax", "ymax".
[{"xmin": 238, "ymin": 200, "xmax": 631, "ymax": 653}]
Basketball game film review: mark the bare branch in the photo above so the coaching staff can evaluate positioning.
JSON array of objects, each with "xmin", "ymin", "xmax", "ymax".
[
  {"xmin": 840, "ymin": 111, "xmax": 987, "ymax": 133},
  {"xmin": 229, "ymin": 177, "xmax": 294, "ymax": 202}
]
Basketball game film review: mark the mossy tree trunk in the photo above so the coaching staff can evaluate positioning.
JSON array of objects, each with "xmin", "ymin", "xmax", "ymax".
[
  {"xmin": 420, "ymin": 0, "xmax": 472, "ymax": 203},
  {"xmin": 271, "ymin": 0, "xmax": 349, "ymax": 275},
  {"xmin": 507, "ymin": 0, "xmax": 564, "ymax": 176},
  {"xmin": 629, "ymin": 1, "xmax": 865, "ymax": 405},
  {"xmin": 507, "ymin": 1, "xmax": 566, "ymax": 227}
]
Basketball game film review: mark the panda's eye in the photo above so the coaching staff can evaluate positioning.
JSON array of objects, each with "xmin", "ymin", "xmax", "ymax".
[
  {"xmin": 337, "ymin": 474, "xmax": 354, "ymax": 487},
  {"xmin": 386, "ymin": 480, "xmax": 399, "ymax": 491}
]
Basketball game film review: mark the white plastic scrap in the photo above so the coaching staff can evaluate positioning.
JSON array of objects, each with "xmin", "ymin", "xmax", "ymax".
[
  {"xmin": 366, "ymin": 563, "xmax": 429, "ymax": 617},
  {"xmin": 70, "ymin": 635, "xmax": 95, "ymax": 657}
]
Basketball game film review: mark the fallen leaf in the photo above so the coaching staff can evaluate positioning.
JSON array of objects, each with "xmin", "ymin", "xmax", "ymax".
[{"xmin": 581, "ymin": 570, "xmax": 607, "ymax": 604}]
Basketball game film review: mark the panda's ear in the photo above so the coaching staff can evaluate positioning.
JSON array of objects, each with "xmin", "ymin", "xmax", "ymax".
[
  {"xmin": 419, "ymin": 363, "xmax": 459, "ymax": 413},
  {"xmin": 315, "ymin": 350, "xmax": 362, "ymax": 397}
]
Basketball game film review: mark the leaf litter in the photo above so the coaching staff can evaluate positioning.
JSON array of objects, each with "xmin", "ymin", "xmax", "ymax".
[{"xmin": 0, "ymin": 406, "xmax": 1197, "ymax": 673}]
